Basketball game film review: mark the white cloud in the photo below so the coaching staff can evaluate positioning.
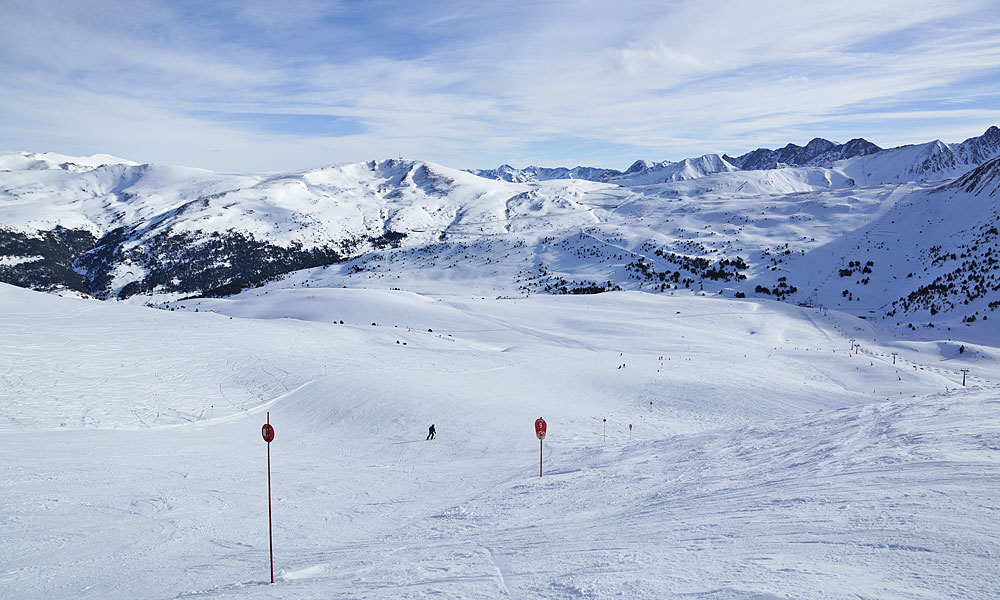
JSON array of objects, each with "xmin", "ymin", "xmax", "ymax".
[{"xmin": 0, "ymin": 0, "xmax": 998, "ymax": 171}]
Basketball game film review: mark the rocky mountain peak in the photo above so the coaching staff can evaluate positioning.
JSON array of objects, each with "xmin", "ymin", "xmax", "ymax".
[
  {"xmin": 952, "ymin": 155, "xmax": 1000, "ymax": 197},
  {"xmin": 625, "ymin": 159, "xmax": 655, "ymax": 174}
]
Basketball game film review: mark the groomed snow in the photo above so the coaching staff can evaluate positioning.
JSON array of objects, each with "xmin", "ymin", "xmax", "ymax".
[{"xmin": 2, "ymin": 282, "xmax": 998, "ymax": 598}]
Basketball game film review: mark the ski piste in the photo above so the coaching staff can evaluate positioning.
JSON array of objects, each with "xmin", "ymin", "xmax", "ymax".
[{"xmin": 2, "ymin": 281, "xmax": 997, "ymax": 598}]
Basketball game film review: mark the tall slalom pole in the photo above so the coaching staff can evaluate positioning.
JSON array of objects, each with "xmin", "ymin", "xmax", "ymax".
[
  {"xmin": 261, "ymin": 412, "xmax": 276, "ymax": 584},
  {"xmin": 535, "ymin": 418, "xmax": 547, "ymax": 478},
  {"xmin": 268, "ymin": 430, "xmax": 273, "ymax": 584}
]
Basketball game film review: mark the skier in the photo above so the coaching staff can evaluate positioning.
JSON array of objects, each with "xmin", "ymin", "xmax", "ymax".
[{"xmin": 426, "ymin": 424, "xmax": 435, "ymax": 440}]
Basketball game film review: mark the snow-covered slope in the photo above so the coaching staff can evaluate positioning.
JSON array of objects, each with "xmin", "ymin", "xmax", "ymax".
[
  {"xmin": 835, "ymin": 134, "xmax": 997, "ymax": 184},
  {"xmin": 252, "ymin": 162, "xmax": 995, "ymax": 343},
  {"xmin": 0, "ymin": 157, "xmax": 522, "ymax": 244},
  {"xmin": 0, "ymin": 158, "xmax": 603, "ymax": 298},
  {"xmin": 0, "ymin": 161, "xmax": 252, "ymax": 234},
  {"xmin": 606, "ymin": 153, "xmax": 739, "ymax": 185},
  {"xmin": 2, "ymin": 281, "xmax": 998, "ymax": 598},
  {"xmin": 724, "ymin": 126, "xmax": 1000, "ymax": 185},
  {"xmin": 947, "ymin": 154, "xmax": 1000, "ymax": 198},
  {"xmin": 0, "ymin": 150, "xmax": 139, "ymax": 172},
  {"xmin": 468, "ymin": 164, "xmax": 622, "ymax": 183}
]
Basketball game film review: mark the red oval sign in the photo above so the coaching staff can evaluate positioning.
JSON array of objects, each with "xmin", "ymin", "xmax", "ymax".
[
  {"xmin": 535, "ymin": 418, "xmax": 547, "ymax": 439},
  {"xmin": 262, "ymin": 423, "xmax": 275, "ymax": 443}
]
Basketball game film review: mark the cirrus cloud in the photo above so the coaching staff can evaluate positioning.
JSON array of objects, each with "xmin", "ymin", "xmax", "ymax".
[{"xmin": 0, "ymin": 0, "xmax": 997, "ymax": 172}]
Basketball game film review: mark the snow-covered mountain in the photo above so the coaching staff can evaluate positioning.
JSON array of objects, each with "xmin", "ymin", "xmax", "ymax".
[
  {"xmin": 471, "ymin": 126, "xmax": 1000, "ymax": 186},
  {"xmin": 1, "ymin": 128, "xmax": 998, "ymax": 341},
  {"xmin": 468, "ymin": 153, "xmax": 740, "ymax": 186},
  {"xmin": 730, "ymin": 127, "xmax": 1000, "ymax": 185},
  {"xmin": 606, "ymin": 153, "xmax": 738, "ymax": 185},
  {"xmin": 725, "ymin": 137, "xmax": 883, "ymax": 170},
  {"xmin": 467, "ymin": 164, "xmax": 622, "ymax": 183},
  {"xmin": 836, "ymin": 127, "xmax": 1000, "ymax": 184},
  {"xmin": 0, "ymin": 150, "xmax": 139, "ymax": 172},
  {"xmin": 953, "ymin": 154, "xmax": 1000, "ymax": 197},
  {"xmin": 0, "ymin": 157, "xmax": 595, "ymax": 299},
  {"xmin": 468, "ymin": 153, "xmax": 739, "ymax": 186}
]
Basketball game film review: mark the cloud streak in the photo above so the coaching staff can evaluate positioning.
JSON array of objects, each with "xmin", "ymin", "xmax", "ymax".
[{"xmin": 0, "ymin": 0, "xmax": 998, "ymax": 172}]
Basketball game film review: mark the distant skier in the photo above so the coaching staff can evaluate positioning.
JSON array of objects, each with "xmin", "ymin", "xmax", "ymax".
[{"xmin": 426, "ymin": 424, "xmax": 436, "ymax": 440}]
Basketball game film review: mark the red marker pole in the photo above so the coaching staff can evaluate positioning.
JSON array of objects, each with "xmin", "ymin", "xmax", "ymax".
[
  {"xmin": 603, "ymin": 418, "xmax": 607, "ymax": 442},
  {"xmin": 262, "ymin": 413, "xmax": 276, "ymax": 584},
  {"xmin": 535, "ymin": 418, "xmax": 547, "ymax": 478},
  {"xmin": 629, "ymin": 423, "xmax": 632, "ymax": 440}
]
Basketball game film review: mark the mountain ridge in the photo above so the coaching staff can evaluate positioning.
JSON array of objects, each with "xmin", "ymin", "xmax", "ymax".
[
  {"xmin": 724, "ymin": 136, "xmax": 883, "ymax": 170},
  {"xmin": 469, "ymin": 126, "xmax": 1000, "ymax": 185},
  {"xmin": 0, "ymin": 129, "xmax": 998, "ymax": 343}
]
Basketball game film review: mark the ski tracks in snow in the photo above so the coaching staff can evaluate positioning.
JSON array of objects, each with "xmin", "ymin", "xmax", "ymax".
[{"xmin": 482, "ymin": 546, "xmax": 514, "ymax": 597}]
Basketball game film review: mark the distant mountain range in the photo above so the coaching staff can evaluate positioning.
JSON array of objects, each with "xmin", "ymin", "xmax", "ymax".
[
  {"xmin": 463, "ymin": 164, "xmax": 622, "ymax": 184},
  {"xmin": 1, "ymin": 127, "xmax": 998, "ymax": 337},
  {"xmin": 469, "ymin": 126, "xmax": 1000, "ymax": 186},
  {"xmin": 724, "ymin": 137, "xmax": 882, "ymax": 170}
]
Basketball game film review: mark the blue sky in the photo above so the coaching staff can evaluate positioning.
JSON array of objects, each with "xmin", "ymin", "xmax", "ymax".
[{"xmin": 1, "ymin": 0, "xmax": 999, "ymax": 173}]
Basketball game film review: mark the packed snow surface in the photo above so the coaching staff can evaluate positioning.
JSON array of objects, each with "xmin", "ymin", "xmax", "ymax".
[{"xmin": 2, "ymin": 282, "xmax": 998, "ymax": 598}]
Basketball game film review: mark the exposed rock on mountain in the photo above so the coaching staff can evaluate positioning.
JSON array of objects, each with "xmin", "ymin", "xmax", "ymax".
[
  {"xmin": 725, "ymin": 137, "xmax": 882, "ymax": 170},
  {"xmin": 952, "ymin": 154, "xmax": 1000, "ymax": 197}
]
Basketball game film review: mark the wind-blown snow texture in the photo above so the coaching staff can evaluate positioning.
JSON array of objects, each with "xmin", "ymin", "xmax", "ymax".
[{"xmin": 2, "ymin": 127, "xmax": 1000, "ymax": 598}]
